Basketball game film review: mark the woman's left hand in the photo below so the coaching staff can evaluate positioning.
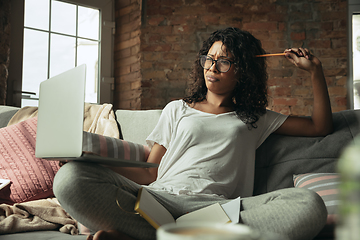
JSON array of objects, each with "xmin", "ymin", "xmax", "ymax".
[{"xmin": 284, "ymin": 48, "xmax": 321, "ymax": 73}]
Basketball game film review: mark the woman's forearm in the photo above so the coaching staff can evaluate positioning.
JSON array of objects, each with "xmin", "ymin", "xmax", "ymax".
[
  {"xmin": 105, "ymin": 143, "xmax": 166, "ymax": 185},
  {"xmin": 106, "ymin": 166, "xmax": 158, "ymax": 185},
  {"xmin": 309, "ymin": 64, "xmax": 333, "ymax": 135}
]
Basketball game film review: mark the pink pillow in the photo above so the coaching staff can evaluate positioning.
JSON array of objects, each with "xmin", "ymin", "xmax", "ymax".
[{"xmin": 0, "ymin": 117, "xmax": 60, "ymax": 204}]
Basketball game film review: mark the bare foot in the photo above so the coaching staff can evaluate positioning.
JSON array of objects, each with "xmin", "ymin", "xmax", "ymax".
[{"xmin": 87, "ymin": 230, "xmax": 135, "ymax": 240}]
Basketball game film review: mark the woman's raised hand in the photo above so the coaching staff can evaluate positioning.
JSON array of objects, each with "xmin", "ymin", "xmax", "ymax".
[{"xmin": 284, "ymin": 48, "xmax": 321, "ymax": 73}]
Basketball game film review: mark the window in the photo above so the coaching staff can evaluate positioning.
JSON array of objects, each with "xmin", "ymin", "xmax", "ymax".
[
  {"xmin": 349, "ymin": 1, "xmax": 360, "ymax": 109},
  {"xmin": 352, "ymin": 14, "xmax": 360, "ymax": 109},
  {"xmin": 8, "ymin": 0, "xmax": 114, "ymax": 107}
]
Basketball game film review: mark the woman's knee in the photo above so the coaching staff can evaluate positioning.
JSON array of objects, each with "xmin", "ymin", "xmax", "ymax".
[
  {"xmin": 53, "ymin": 162, "xmax": 102, "ymax": 203},
  {"xmin": 289, "ymin": 188, "xmax": 328, "ymax": 238},
  {"xmin": 292, "ymin": 188, "xmax": 326, "ymax": 209},
  {"xmin": 280, "ymin": 188, "xmax": 326, "ymax": 217}
]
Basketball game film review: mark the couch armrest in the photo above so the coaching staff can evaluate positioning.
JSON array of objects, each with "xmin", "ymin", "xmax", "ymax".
[{"xmin": 0, "ymin": 106, "xmax": 20, "ymax": 128}]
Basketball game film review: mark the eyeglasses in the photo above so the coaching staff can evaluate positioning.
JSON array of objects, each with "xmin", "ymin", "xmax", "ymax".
[{"xmin": 199, "ymin": 55, "xmax": 235, "ymax": 73}]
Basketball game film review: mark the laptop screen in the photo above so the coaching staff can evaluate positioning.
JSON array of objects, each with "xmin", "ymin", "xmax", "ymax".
[{"xmin": 35, "ymin": 64, "xmax": 86, "ymax": 158}]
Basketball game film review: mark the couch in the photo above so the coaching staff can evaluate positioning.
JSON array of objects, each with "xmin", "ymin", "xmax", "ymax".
[{"xmin": 0, "ymin": 105, "xmax": 359, "ymax": 240}]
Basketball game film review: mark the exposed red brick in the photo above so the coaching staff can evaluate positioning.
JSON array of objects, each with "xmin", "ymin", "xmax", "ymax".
[
  {"xmin": 273, "ymin": 98, "xmax": 298, "ymax": 106},
  {"xmin": 116, "ymin": 66, "xmax": 130, "ymax": 76},
  {"xmin": 291, "ymin": 105, "xmax": 312, "ymax": 116},
  {"xmin": 335, "ymin": 76, "xmax": 347, "ymax": 86},
  {"xmin": 130, "ymin": 63, "xmax": 141, "ymax": 73},
  {"xmin": 291, "ymin": 32, "xmax": 306, "ymax": 41},
  {"xmin": 142, "ymin": 26, "xmax": 173, "ymax": 35},
  {"xmin": 331, "ymin": 38, "xmax": 347, "ymax": 49},
  {"xmin": 142, "ymin": 70, "xmax": 166, "ymax": 80},
  {"xmin": 116, "ymin": 37, "xmax": 140, "ymax": 51},
  {"xmin": 243, "ymin": 22, "xmax": 278, "ymax": 31},
  {"xmin": 293, "ymin": 87, "xmax": 313, "ymax": 97},
  {"xmin": 147, "ymin": 6, "xmax": 173, "ymax": 16},
  {"xmin": 118, "ymin": 4, "xmax": 138, "ymax": 16},
  {"xmin": 164, "ymin": 35, "xmax": 181, "ymax": 43},
  {"xmin": 308, "ymin": 40, "xmax": 331, "ymax": 48},
  {"xmin": 201, "ymin": 15, "xmax": 220, "ymax": 25},
  {"xmin": 117, "ymin": 20, "xmax": 141, "ymax": 34},
  {"xmin": 320, "ymin": 22, "xmax": 334, "ymax": 31},
  {"xmin": 319, "ymin": 30, "xmax": 347, "ymax": 39},
  {"xmin": 114, "ymin": 48, "xmax": 131, "ymax": 60},
  {"xmin": 328, "ymin": 86, "xmax": 347, "ymax": 96},
  {"xmin": 116, "ymin": 55, "xmax": 140, "ymax": 67},
  {"xmin": 113, "ymin": 0, "xmax": 348, "ymax": 113},
  {"xmin": 131, "ymin": 45, "xmax": 140, "ymax": 55},
  {"xmin": 273, "ymin": 86, "xmax": 292, "ymax": 97},
  {"xmin": 119, "ymin": 71, "xmax": 142, "ymax": 83},
  {"xmin": 335, "ymin": 96, "xmax": 348, "ymax": 107},
  {"xmin": 148, "ymin": 16, "xmax": 166, "ymax": 26},
  {"xmin": 130, "ymin": 80, "xmax": 141, "ymax": 90},
  {"xmin": 170, "ymin": 15, "xmax": 198, "ymax": 25},
  {"xmin": 148, "ymin": 34, "xmax": 162, "ymax": 43},
  {"xmin": 142, "ymin": 44, "xmax": 172, "ymax": 52},
  {"xmin": 143, "ymin": 52, "xmax": 162, "ymax": 61}
]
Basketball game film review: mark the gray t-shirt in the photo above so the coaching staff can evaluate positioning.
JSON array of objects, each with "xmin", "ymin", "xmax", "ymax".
[{"xmin": 146, "ymin": 100, "xmax": 287, "ymax": 199}]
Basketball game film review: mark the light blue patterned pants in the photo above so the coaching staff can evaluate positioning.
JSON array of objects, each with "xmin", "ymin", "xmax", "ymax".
[{"xmin": 53, "ymin": 162, "xmax": 327, "ymax": 240}]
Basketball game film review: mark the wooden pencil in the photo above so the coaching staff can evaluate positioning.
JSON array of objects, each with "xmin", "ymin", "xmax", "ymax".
[{"xmin": 255, "ymin": 53, "xmax": 286, "ymax": 57}]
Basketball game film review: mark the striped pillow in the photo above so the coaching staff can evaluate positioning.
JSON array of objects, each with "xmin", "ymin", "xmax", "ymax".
[
  {"xmin": 82, "ymin": 131, "xmax": 150, "ymax": 163},
  {"xmin": 293, "ymin": 173, "xmax": 340, "ymax": 224}
]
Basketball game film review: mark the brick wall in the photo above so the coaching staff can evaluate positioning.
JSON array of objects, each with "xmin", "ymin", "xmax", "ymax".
[
  {"xmin": 0, "ymin": 0, "xmax": 11, "ymax": 105},
  {"xmin": 114, "ymin": 0, "xmax": 142, "ymax": 109},
  {"xmin": 114, "ymin": 0, "xmax": 348, "ymax": 115}
]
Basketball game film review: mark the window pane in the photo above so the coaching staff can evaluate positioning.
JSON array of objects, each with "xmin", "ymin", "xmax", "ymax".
[
  {"xmin": 353, "ymin": 14, "xmax": 360, "ymax": 109},
  {"xmin": 21, "ymin": 99, "xmax": 40, "ymax": 107},
  {"xmin": 50, "ymin": 34, "xmax": 76, "ymax": 77},
  {"xmin": 51, "ymin": 0, "xmax": 76, "ymax": 35},
  {"xmin": 22, "ymin": 29, "xmax": 49, "ymax": 100},
  {"xmin": 24, "ymin": 0, "xmax": 49, "ymax": 31},
  {"xmin": 20, "ymin": 0, "xmax": 104, "ymax": 106},
  {"xmin": 353, "ymin": 14, "xmax": 360, "ymax": 80},
  {"xmin": 77, "ymin": 39, "xmax": 99, "ymax": 103},
  {"xmin": 78, "ymin": 6, "xmax": 100, "ymax": 40}
]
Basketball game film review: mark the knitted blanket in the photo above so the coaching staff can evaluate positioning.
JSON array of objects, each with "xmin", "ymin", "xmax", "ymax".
[{"xmin": 0, "ymin": 198, "xmax": 78, "ymax": 234}]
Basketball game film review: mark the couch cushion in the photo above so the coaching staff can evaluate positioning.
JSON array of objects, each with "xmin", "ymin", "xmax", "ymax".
[
  {"xmin": 115, "ymin": 109, "xmax": 162, "ymax": 145},
  {"xmin": 0, "ymin": 117, "xmax": 60, "ymax": 204},
  {"xmin": 254, "ymin": 110, "xmax": 360, "ymax": 195}
]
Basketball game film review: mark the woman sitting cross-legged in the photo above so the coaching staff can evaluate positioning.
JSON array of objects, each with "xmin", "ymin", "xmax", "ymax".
[{"xmin": 53, "ymin": 27, "xmax": 331, "ymax": 240}]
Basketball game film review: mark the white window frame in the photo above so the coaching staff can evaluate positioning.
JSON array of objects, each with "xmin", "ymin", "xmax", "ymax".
[
  {"xmin": 8, "ymin": 0, "xmax": 114, "ymax": 107},
  {"xmin": 348, "ymin": 0, "xmax": 360, "ymax": 109}
]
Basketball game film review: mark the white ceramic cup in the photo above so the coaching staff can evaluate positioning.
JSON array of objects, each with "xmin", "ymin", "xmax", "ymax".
[{"xmin": 157, "ymin": 222, "xmax": 261, "ymax": 240}]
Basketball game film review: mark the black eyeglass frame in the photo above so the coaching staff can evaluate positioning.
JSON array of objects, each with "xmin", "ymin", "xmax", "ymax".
[{"xmin": 199, "ymin": 55, "xmax": 235, "ymax": 73}]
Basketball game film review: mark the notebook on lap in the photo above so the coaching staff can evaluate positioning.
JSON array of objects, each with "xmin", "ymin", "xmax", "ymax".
[{"xmin": 35, "ymin": 65, "xmax": 158, "ymax": 168}]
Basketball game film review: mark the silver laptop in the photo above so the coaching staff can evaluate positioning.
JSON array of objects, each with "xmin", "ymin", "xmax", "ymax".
[{"xmin": 35, "ymin": 65, "xmax": 157, "ymax": 168}]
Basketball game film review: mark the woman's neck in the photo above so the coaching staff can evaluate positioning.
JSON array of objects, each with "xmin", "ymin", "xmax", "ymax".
[
  {"xmin": 206, "ymin": 91, "xmax": 234, "ymax": 107},
  {"xmin": 191, "ymin": 92, "xmax": 234, "ymax": 114}
]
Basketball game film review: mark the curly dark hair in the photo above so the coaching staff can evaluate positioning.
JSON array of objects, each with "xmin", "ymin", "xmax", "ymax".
[{"xmin": 184, "ymin": 27, "xmax": 268, "ymax": 128}]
